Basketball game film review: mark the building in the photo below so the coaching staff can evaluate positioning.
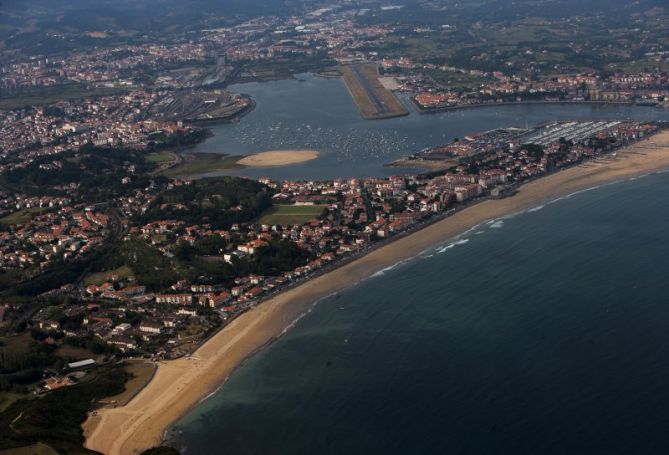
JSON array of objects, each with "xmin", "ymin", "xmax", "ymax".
[
  {"xmin": 38, "ymin": 320, "xmax": 61, "ymax": 331},
  {"xmin": 454, "ymin": 184, "xmax": 482, "ymax": 202},
  {"xmin": 155, "ymin": 293, "xmax": 193, "ymax": 305},
  {"xmin": 139, "ymin": 321, "xmax": 163, "ymax": 334},
  {"xmin": 67, "ymin": 359, "xmax": 95, "ymax": 369}
]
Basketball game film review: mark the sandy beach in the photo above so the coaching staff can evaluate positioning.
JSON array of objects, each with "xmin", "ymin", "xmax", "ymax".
[
  {"xmin": 237, "ymin": 149, "xmax": 319, "ymax": 167},
  {"xmin": 84, "ymin": 130, "xmax": 669, "ymax": 455}
]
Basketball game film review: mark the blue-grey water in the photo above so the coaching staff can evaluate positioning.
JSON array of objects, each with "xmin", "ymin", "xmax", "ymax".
[
  {"xmin": 191, "ymin": 73, "xmax": 669, "ymax": 180},
  {"xmin": 171, "ymin": 172, "xmax": 669, "ymax": 454}
]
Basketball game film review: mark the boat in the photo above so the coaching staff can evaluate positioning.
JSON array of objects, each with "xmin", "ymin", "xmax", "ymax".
[{"xmin": 635, "ymin": 100, "xmax": 659, "ymax": 107}]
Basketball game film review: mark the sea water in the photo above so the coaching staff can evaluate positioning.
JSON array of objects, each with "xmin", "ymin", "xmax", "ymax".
[{"xmin": 170, "ymin": 172, "xmax": 669, "ymax": 454}]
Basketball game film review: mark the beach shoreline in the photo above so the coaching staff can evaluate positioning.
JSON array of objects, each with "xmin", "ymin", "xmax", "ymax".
[{"xmin": 84, "ymin": 130, "xmax": 669, "ymax": 455}]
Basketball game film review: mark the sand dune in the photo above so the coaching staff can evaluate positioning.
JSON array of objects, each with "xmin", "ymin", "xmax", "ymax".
[
  {"xmin": 84, "ymin": 130, "xmax": 669, "ymax": 455},
  {"xmin": 238, "ymin": 150, "xmax": 319, "ymax": 167}
]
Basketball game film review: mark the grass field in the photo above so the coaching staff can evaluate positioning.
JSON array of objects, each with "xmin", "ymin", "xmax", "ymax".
[
  {"xmin": 0, "ymin": 443, "xmax": 58, "ymax": 455},
  {"xmin": 83, "ymin": 265, "xmax": 133, "ymax": 286},
  {"xmin": 99, "ymin": 361, "xmax": 156, "ymax": 407},
  {"xmin": 151, "ymin": 234, "xmax": 168, "ymax": 244},
  {"xmin": 55, "ymin": 345, "xmax": 97, "ymax": 363},
  {"xmin": 258, "ymin": 205, "xmax": 324, "ymax": 225},
  {"xmin": 0, "ymin": 208, "xmax": 46, "ymax": 226},
  {"xmin": 163, "ymin": 153, "xmax": 244, "ymax": 178},
  {"xmin": 146, "ymin": 151, "xmax": 177, "ymax": 164}
]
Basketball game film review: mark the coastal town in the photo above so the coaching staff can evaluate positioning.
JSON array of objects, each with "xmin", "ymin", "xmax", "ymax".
[{"xmin": 0, "ymin": 119, "xmax": 661, "ymax": 366}]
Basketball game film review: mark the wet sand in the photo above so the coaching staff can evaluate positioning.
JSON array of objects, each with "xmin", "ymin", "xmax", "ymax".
[
  {"xmin": 237, "ymin": 150, "xmax": 319, "ymax": 167},
  {"xmin": 84, "ymin": 130, "xmax": 669, "ymax": 455}
]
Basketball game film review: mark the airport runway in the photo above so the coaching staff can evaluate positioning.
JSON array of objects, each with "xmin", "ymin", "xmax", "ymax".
[{"xmin": 349, "ymin": 64, "xmax": 389, "ymax": 116}]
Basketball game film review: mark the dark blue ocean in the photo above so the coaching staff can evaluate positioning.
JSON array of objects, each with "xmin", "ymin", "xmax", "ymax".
[{"xmin": 171, "ymin": 172, "xmax": 669, "ymax": 454}]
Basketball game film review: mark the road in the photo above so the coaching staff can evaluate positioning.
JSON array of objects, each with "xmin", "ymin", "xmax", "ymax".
[{"xmin": 73, "ymin": 206, "xmax": 126, "ymax": 289}]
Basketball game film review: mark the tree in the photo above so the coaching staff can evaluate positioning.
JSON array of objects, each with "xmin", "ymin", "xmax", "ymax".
[{"xmin": 524, "ymin": 143, "xmax": 544, "ymax": 160}]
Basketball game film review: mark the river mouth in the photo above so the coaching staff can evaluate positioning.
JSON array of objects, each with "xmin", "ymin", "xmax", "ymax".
[{"xmin": 185, "ymin": 73, "xmax": 669, "ymax": 181}]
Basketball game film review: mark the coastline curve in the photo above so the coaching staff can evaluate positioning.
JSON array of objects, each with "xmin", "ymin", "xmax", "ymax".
[{"xmin": 84, "ymin": 130, "xmax": 669, "ymax": 455}]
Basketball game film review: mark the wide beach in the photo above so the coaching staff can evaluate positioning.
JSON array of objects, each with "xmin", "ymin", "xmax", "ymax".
[{"xmin": 84, "ymin": 130, "xmax": 669, "ymax": 455}]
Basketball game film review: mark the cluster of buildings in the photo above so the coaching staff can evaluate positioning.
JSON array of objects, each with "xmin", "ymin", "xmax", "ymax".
[
  {"xmin": 0, "ymin": 92, "xmax": 202, "ymax": 169},
  {"xmin": 200, "ymin": 8, "xmax": 394, "ymax": 66},
  {"xmin": 403, "ymin": 67, "xmax": 669, "ymax": 110},
  {"xmin": 413, "ymin": 121, "xmax": 658, "ymax": 175},
  {"xmin": 0, "ymin": 6, "xmax": 391, "ymax": 91},
  {"xmin": 0, "ymin": 42, "xmax": 207, "ymax": 90},
  {"xmin": 0, "ymin": 204, "xmax": 109, "ymax": 271}
]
